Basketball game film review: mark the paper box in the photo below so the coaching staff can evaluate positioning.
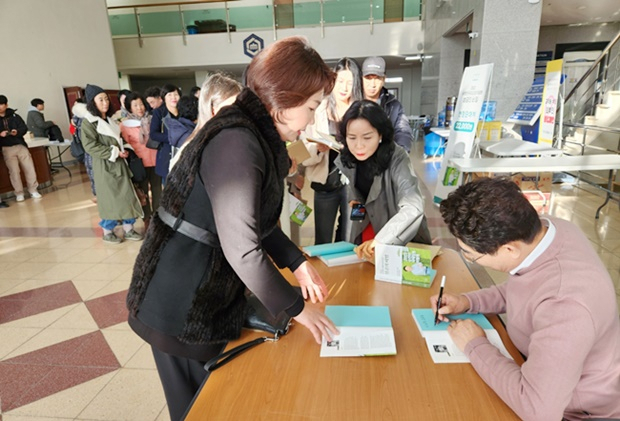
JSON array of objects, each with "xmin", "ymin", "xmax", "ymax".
[
  {"xmin": 522, "ymin": 190, "xmax": 552, "ymax": 214},
  {"xmin": 476, "ymin": 121, "xmax": 502, "ymax": 141},
  {"xmin": 513, "ymin": 172, "xmax": 552, "ymax": 192}
]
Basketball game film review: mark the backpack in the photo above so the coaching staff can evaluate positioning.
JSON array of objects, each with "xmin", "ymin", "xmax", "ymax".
[{"xmin": 70, "ymin": 133, "xmax": 85, "ymax": 163}]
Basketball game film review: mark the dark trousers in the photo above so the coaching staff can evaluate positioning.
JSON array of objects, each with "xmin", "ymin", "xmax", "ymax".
[
  {"xmin": 313, "ymin": 185, "xmax": 349, "ymax": 245},
  {"xmin": 46, "ymin": 125, "xmax": 65, "ymax": 142},
  {"xmin": 151, "ymin": 344, "xmax": 224, "ymax": 421},
  {"xmin": 137, "ymin": 167, "xmax": 162, "ymax": 220}
]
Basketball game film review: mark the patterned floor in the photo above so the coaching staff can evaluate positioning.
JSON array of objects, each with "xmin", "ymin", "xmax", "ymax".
[{"xmin": 0, "ymin": 140, "xmax": 618, "ymax": 420}]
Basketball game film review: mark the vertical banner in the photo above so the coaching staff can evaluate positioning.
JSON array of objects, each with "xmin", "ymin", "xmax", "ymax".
[
  {"xmin": 434, "ymin": 63, "xmax": 494, "ymax": 204},
  {"xmin": 538, "ymin": 59, "xmax": 563, "ymax": 145}
]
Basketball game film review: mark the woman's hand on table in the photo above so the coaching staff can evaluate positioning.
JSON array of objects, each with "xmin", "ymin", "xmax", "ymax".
[
  {"xmin": 354, "ymin": 240, "xmax": 375, "ymax": 262},
  {"xmin": 447, "ymin": 319, "xmax": 485, "ymax": 352},
  {"xmin": 429, "ymin": 293, "xmax": 470, "ymax": 323},
  {"xmin": 293, "ymin": 302, "xmax": 339, "ymax": 344},
  {"xmin": 293, "ymin": 260, "xmax": 328, "ymax": 303}
]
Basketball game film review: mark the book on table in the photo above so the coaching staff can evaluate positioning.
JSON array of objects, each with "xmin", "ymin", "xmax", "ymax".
[
  {"xmin": 411, "ymin": 308, "xmax": 513, "ymax": 363},
  {"xmin": 375, "ymin": 243, "xmax": 441, "ymax": 287},
  {"xmin": 302, "ymin": 241, "xmax": 364, "ymax": 267},
  {"xmin": 320, "ymin": 305, "xmax": 397, "ymax": 357},
  {"xmin": 305, "ymin": 131, "xmax": 343, "ymax": 152}
]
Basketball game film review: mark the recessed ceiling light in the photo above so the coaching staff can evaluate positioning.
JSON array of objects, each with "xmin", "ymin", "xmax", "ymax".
[
  {"xmin": 594, "ymin": 17, "xmax": 601, "ymax": 20},
  {"xmin": 577, "ymin": 5, "xmax": 586, "ymax": 10}
]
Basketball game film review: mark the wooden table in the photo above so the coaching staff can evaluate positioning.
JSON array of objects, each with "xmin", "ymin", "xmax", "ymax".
[{"xmin": 185, "ymin": 249, "xmax": 524, "ymax": 420}]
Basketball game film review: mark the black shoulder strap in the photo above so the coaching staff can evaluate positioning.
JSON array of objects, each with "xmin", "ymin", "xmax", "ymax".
[{"xmin": 204, "ymin": 335, "xmax": 278, "ymax": 372}]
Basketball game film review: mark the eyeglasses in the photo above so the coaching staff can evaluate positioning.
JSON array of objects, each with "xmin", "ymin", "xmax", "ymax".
[{"xmin": 459, "ymin": 247, "xmax": 486, "ymax": 264}]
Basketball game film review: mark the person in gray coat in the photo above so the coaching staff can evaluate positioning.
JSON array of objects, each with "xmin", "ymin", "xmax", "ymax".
[
  {"xmin": 335, "ymin": 100, "xmax": 431, "ymax": 261},
  {"xmin": 26, "ymin": 98, "xmax": 65, "ymax": 142}
]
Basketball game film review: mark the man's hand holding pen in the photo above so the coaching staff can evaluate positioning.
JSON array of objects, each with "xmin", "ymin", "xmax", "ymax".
[{"xmin": 430, "ymin": 292, "xmax": 484, "ymax": 352}]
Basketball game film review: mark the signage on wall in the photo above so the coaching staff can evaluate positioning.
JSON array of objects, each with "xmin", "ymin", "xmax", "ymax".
[
  {"xmin": 434, "ymin": 63, "xmax": 494, "ymax": 203},
  {"xmin": 243, "ymin": 34, "xmax": 264, "ymax": 59}
]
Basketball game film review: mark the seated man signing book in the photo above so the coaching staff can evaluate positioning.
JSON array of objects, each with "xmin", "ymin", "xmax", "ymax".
[{"xmin": 432, "ymin": 177, "xmax": 620, "ymax": 421}]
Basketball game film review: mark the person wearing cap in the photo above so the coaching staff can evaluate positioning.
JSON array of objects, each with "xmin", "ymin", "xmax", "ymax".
[
  {"xmin": 80, "ymin": 84, "xmax": 144, "ymax": 244},
  {"xmin": 26, "ymin": 98, "xmax": 66, "ymax": 142},
  {"xmin": 361, "ymin": 56, "xmax": 413, "ymax": 153},
  {"xmin": 0, "ymin": 94, "xmax": 42, "ymax": 202}
]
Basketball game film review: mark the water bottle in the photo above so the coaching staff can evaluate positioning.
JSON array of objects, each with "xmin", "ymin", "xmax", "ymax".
[
  {"xmin": 437, "ymin": 108, "xmax": 445, "ymax": 127},
  {"xmin": 445, "ymin": 97, "xmax": 456, "ymax": 127}
]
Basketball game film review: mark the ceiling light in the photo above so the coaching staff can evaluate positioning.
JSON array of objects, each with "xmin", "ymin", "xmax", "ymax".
[
  {"xmin": 577, "ymin": 5, "xmax": 586, "ymax": 10},
  {"xmin": 385, "ymin": 77, "xmax": 403, "ymax": 83},
  {"xmin": 405, "ymin": 55, "xmax": 433, "ymax": 61}
]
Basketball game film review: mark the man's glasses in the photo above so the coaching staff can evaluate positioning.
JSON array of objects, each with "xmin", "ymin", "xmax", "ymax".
[{"xmin": 459, "ymin": 247, "xmax": 486, "ymax": 264}]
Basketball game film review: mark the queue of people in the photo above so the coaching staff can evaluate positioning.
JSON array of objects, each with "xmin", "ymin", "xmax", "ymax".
[{"xmin": 2, "ymin": 38, "xmax": 617, "ymax": 420}]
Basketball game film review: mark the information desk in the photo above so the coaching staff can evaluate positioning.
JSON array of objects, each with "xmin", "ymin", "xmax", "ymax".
[{"xmin": 185, "ymin": 249, "xmax": 524, "ymax": 420}]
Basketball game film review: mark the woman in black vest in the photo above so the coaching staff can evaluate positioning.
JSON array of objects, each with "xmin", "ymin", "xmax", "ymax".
[{"xmin": 127, "ymin": 37, "xmax": 337, "ymax": 421}]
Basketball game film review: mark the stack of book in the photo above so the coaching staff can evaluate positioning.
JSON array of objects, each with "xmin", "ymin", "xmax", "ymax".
[
  {"xmin": 302, "ymin": 241, "xmax": 364, "ymax": 267},
  {"xmin": 374, "ymin": 244, "xmax": 441, "ymax": 287}
]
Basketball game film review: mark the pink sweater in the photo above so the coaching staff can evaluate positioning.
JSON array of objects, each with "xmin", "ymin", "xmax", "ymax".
[{"xmin": 464, "ymin": 217, "xmax": 620, "ymax": 421}]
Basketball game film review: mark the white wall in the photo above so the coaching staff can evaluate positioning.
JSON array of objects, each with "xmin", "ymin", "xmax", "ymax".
[
  {"xmin": 114, "ymin": 22, "xmax": 424, "ymax": 71},
  {"xmin": 0, "ymin": 0, "xmax": 119, "ymax": 138},
  {"xmin": 538, "ymin": 22, "xmax": 620, "ymax": 55}
]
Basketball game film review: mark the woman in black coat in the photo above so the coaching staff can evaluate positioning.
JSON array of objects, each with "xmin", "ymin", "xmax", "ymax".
[{"xmin": 127, "ymin": 37, "xmax": 337, "ymax": 421}]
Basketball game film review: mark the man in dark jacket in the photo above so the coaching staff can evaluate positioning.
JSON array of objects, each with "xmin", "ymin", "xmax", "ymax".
[
  {"xmin": 0, "ymin": 95, "xmax": 42, "ymax": 201},
  {"xmin": 362, "ymin": 56, "xmax": 413, "ymax": 153},
  {"xmin": 26, "ymin": 98, "xmax": 65, "ymax": 142}
]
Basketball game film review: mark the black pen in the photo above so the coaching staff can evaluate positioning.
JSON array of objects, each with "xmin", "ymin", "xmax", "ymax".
[{"xmin": 434, "ymin": 275, "xmax": 446, "ymax": 325}]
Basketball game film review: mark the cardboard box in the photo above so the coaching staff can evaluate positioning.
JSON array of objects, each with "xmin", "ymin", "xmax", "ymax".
[
  {"xmin": 513, "ymin": 172, "xmax": 552, "ymax": 193},
  {"xmin": 522, "ymin": 190, "xmax": 553, "ymax": 214}
]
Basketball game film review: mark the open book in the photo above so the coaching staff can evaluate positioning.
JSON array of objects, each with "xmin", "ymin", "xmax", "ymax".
[
  {"xmin": 320, "ymin": 306, "xmax": 396, "ymax": 357},
  {"xmin": 302, "ymin": 241, "xmax": 364, "ymax": 267},
  {"xmin": 375, "ymin": 244, "xmax": 441, "ymax": 287},
  {"xmin": 305, "ymin": 131, "xmax": 343, "ymax": 152},
  {"xmin": 411, "ymin": 309, "xmax": 513, "ymax": 363}
]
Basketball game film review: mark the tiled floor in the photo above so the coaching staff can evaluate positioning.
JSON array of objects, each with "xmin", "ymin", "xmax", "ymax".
[{"xmin": 0, "ymin": 140, "xmax": 618, "ymax": 420}]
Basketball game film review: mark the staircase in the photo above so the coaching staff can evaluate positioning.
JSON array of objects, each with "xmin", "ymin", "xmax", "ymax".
[{"xmin": 558, "ymin": 30, "xmax": 620, "ymax": 190}]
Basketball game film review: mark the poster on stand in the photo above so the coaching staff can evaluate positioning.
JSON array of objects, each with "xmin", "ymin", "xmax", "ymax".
[
  {"xmin": 433, "ymin": 63, "xmax": 494, "ymax": 204},
  {"xmin": 538, "ymin": 59, "xmax": 563, "ymax": 145}
]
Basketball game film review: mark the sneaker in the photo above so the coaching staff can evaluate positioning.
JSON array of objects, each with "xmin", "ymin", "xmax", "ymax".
[
  {"xmin": 102, "ymin": 233, "xmax": 122, "ymax": 244},
  {"xmin": 30, "ymin": 192, "xmax": 42, "ymax": 199},
  {"xmin": 0, "ymin": 202, "xmax": 8, "ymax": 208},
  {"xmin": 124, "ymin": 229, "xmax": 143, "ymax": 241},
  {"xmin": 16, "ymin": 195, "xmax": 25, "ymax": 202}
]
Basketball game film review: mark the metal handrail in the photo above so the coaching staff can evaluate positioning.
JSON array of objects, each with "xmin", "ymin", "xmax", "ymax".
[
  {"xmin": 565, "ymin": 29, "xmax": 620, "ymax": 101},
  {"xmin": 107, "ymin": 0, "xmax": 231, "ymax": 10}
]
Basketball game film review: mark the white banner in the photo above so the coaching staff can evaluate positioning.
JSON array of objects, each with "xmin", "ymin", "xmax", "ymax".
[
  {"xmin": 538, "ymin": 59, "xmax": 563, "ymax": 145},
  {"xmin": 434, "ymin": 63, "xmax": 494, "ymax": 204}
]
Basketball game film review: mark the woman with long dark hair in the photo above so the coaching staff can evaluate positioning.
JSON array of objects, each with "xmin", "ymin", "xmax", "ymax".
[
  {"xmin": 302, "ymin": 57, "xmax": 363, "ymax": 244},
  {"xmin": 336, "ymin": 100, "xmax": 431, "ymax": 260},
  {"xmin": 81, "ymin": 84, "xmax": 143, "ymax": 243},
  {"xmin": 127, "ymin": 37, "xmax": 337, "ymax": 420}
]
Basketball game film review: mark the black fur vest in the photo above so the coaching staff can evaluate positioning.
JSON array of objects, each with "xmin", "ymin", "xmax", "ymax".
[{"xmin": 126, "ymin": 89, "xmax": 290, "ymax": 344}]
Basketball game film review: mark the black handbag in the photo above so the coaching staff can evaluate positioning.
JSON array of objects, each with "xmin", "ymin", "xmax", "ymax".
[
  {"xmin": 204, "ymin": 287, "xmax": 300, "ymax": 372},
  {"xmin": 126, "ymin": 148, "xmax": 147, "ymax": 183},
  {"xmin": 154, "ymin": 206, "xmax": 300, "ymax": 372},
  {"xmin": 145, "ymin": 138, "xmax": 160, "ymax": 150}
]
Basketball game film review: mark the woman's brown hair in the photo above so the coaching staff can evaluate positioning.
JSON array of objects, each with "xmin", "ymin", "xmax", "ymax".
[{"xmin": 245, "ymin": 36, "xmax": 335, "ymax": 122}]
